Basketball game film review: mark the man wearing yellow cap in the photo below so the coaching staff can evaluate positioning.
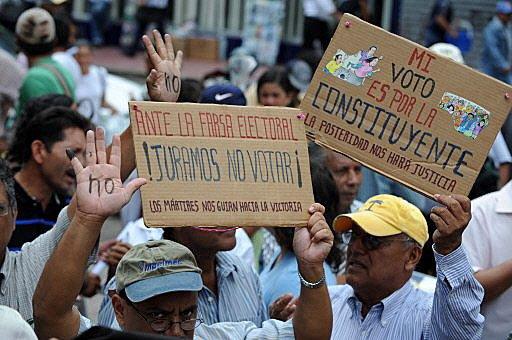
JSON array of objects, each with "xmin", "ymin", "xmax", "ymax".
[{"xmin": 327, "ymin": 193, "xmax": 484, "ymax": 339}]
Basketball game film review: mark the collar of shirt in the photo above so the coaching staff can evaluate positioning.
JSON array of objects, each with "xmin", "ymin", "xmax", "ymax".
[
  {"xmin": 495, "ymin": 181, "xmax": 512, "ymax": 214},
  {"xmin": 0, "ymin": 250, "xmax": 13, "ymax": 295},
  {"xmin": 346, "ymin": 281, "xmax": 414, "ymax": 327},
  {"xmin": 215, "ymin": 252, "xmax": 241, "ymax": 279}
]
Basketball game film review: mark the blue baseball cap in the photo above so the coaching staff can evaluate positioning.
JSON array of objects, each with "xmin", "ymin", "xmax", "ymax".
[
  {"xmin": 199, "ymin": 84, "xmax": 247, "ymax": 106},
  {"xmin": 116, "ymin": 240, "xmax": 203, "ymax": 303},
  {"xmin": 497, "ymin": 1, "xmax": 512, "ymax": 14}
]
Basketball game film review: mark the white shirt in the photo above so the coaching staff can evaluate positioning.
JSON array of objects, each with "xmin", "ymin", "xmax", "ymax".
[
  {"xmin": 303, "ymin": 0, "xmax": 336, "ymax": 20},
  {"xmin": 489, "ymin": 131, "xmax": 512, "ymax": 168},
  {"xmin": 462, "ymin": 180, "xmax": 512, "ymax": 339},
  {"xmin": 75, "ymin": 65, "xmax": 108, "ymax": 124},
  {"xmin": 52, "ymin": 49, "xmax": 81, "ymax": 86}
]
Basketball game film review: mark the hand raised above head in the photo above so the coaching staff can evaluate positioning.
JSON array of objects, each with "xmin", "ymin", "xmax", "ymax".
[
  {"xmin": 293, "ymin": 203, "xmax": 334, "ymax": 267},
  {"xmin": 430, "ymin": 194, "xmax": 471, "ymax": 255},
  {"xmin": 143, "ymin": 30, "xmax": 183, "ymax": 102},
  {"xmin": 69, "ymin": 128, "xmax": 146, "ymax": 221}
]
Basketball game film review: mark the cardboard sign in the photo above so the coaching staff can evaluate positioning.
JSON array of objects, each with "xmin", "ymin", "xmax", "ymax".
[
  {"xmin": 300, "ymin": 14, "xmax": 512, "ymax": 198},
  {"xmin": 129, "ymin": 102, "xmax": 314, "ymax": 227}
]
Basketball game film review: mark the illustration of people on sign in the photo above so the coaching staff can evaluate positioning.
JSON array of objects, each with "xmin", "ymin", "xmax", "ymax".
[
  {"xmin": 439, "ymin": 92, "xmax": 491, "ymax": 139},
  {"xmin": 324, "ymin": 45, "xmax": 383, "ymax": 86}
]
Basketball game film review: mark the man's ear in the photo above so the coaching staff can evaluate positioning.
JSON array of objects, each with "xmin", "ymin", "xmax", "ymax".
[
  {"xmin": 404, "ymin": 245, "xmax": 422, "ymax": 272},
  {"xmin": 31, "ymin": 140, "xmax": 47, "ymax": 165},
  {"xmin": 111, "ymin": 294, "xmax": 126, "ymax": 329}
]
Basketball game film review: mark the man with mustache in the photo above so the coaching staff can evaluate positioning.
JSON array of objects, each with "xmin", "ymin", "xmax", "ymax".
[
  {"xmin": 327, "ymin": 193, "xmax": 484, "ymax": 338},
  {"xmin": 7, "ymin": 105, "xmax": 90, "ymax": 250}
]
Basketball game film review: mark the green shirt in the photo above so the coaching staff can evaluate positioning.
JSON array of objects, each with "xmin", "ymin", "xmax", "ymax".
[{"xmin": 16, "ymin": 56, "xmax": 75, "ymax": 115}]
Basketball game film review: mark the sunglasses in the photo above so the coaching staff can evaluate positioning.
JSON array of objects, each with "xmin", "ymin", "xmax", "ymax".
[{"xmin": 341, "ymin": 229, "xmax": 415, "ymax": 251}]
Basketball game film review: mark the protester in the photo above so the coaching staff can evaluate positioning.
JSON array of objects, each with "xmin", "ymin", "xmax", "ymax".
[
  {"xmin": 98, "ymin": 222, "xmax": 267, "ymax": 327},
  {"xmin": 15, "ymin": 8, "xmax": 75, "ymax": 115},
  {"xmin": 74, "ymin": 40, "xmax": 118, "ymax": 123},
  {"xmin": 32, "ymin": 131, "xmax": 334, "ymax": 340},
  {"xmin": 424, "ymin": 0, "xmax": 455, "ymax": 47},
  {"xmin": 481, "ymin": 1, "xmax": 512, "ymax": 84},
  {"xmin": 52, "ymin": 13, "xmax": 81, "ymax": 86},
  {"xmin": 257, "ymin": 66, "xmax": 301, "ymax": 108},
  {"xmin": 0, "ymin": 156, "xmax": 75, "ymax": 322},
  {"xmin": 327, "ymin": 194, "xmax": 484, "ymax": 338},
  {"xmin": 316, "ymin": 147, "xmax": 363, "ymax": 214},
  {"xmin": 7, "ymin": 106, "xmax": 90, "ymax": 249},
  {"xmin": 462, "ymin": 179, "xmax": 512, "ymax": 339}
]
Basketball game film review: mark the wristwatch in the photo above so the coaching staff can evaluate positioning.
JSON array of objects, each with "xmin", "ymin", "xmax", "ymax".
[{"xmin": 298, "ymin": 270, "xmax": 326, "ymax": 289}]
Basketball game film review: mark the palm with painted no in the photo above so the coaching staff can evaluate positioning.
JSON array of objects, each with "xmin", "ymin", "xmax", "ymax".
[
  {"xmin": 70, "ymin": 128, "xmax": 147, "ymax": 220},
  {"xmin": 143, "ymin": 30, "xmax": 183, "ymax": 102}
]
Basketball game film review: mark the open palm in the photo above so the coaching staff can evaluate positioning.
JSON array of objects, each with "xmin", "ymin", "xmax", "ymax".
[
  {"xmin": 143, "ymin": 30, "xmax": 183, "ymax": 102},
  {"xmin": 71, "ymin": 128, "xmax": 146, "ymax": 219}
]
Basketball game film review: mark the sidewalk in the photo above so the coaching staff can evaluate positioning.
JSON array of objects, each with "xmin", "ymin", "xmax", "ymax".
[{"xmin": 92, "ymin": 46, "xmax": 227, "ymax": 80}]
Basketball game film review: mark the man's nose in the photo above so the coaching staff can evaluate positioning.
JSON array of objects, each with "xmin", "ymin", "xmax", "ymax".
[{"xmin": 165, "ymin": 322, "xmax": 185, "ymax": 337}]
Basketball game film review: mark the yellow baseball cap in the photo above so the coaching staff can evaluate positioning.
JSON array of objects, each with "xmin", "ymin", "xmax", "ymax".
[{"xmin": 333, "ymin": 194, "xmax": 428, "ymax": 247}]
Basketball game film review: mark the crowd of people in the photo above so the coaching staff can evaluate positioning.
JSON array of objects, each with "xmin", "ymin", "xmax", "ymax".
[{"xmin": 0, "ymin": 2, "xmax": 511, "ymax": 339}]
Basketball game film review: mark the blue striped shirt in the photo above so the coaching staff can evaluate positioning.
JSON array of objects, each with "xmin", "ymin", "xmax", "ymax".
[
  {"xmin": 98, "ymin": 251, "xmax": 266, "ymax": 328},
  {"xmin": 329, "ymin": 245, "xmax": 484, "ymax": 339}
]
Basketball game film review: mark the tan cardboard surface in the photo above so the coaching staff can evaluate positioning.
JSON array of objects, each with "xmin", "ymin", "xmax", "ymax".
[
  {"xmin": 129, "ymin": 101, "xmax": 314, "ymax": 227},
  {"xmin": 300, "ymin": 14, "xmax": 512, "ymax": 198}
]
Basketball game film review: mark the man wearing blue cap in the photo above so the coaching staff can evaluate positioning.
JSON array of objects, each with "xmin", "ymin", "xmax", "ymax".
[{"xmin": 481, "ymin": 1, "xmax": 512, "ymax": 83}]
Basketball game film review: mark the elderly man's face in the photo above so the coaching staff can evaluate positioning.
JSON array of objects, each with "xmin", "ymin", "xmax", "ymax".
[
  {"xmin": 345, "ymin": 225, "xmax": 420, "ymax": 298},
  {"xmin": 0, "ymin": 183, "xmax": 16, "ymax": 252},
  {"xmin": 113, "ymin": 291, "xmax": 198, "ymax": 338},
  {"xmin": 324, "ymin": 151, "xmax": 362, "ymax": 212}
]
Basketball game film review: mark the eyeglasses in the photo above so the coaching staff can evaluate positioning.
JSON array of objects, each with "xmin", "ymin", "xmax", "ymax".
[
  {"xmin": 126, "ymin": 300, "xmax": 203, "ymax": 333},
  {"xmin": 341, "ymin": 230, "xmax": 415, "ymax": 251}
]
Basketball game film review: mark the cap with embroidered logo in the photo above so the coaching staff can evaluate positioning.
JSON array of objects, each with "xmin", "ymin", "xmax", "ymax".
[
  {"xmin": 199, "ymin": 83, "xmax": 247, "ymax": 106},
  {"xmin": 116, "ymin": 240, "xmax": 203, "ymax": 303},
  {"xmin": 333, "ymin": 194, "xmax": 428, "ymax": 247}
]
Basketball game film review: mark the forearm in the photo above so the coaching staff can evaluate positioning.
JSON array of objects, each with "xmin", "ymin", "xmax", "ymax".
[
  {"xmin": 475, "ymin": 259, "xmax": 512, "ymax": 303},
  {"xmin": 33, "ymin": 212, "xmax": 104, "ymax": 339},
  {"xmin": 428, "ymin": 246, "xmax": 484, "ymax": 339},
  {"xmin": 293, "ymin": 263, "xmax": 332, "ymax": 340}
]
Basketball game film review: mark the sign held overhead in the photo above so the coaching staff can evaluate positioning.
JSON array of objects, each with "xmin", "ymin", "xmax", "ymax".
[
  {"xmin": 301, "ymin": 14, "xmax": 512, "ymax": 198},
  {"xmin": 130, "ymin": 101, "xmax": 314, "ymax": 227}
]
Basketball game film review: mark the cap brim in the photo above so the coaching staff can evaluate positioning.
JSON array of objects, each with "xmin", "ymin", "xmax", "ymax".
[
  {"xmin": 125, "ymin": 271, "xmax": 203, "ymax": 303},
  {"xmin": 333, "ymin": 211, "xmax": 402, "ymax": 237}
]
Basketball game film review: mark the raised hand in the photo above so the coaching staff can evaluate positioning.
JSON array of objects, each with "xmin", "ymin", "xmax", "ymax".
[
  {"xmin": 143, "ymin": 30, "xmax": 183, "ymax": 102},
  {"xmin": 293, "ymin": 204, "xmax": 334, "ymax": 267},
  {"xmin": 430, "ymin": 194, "xmax": 471, "ymax": 255},
  {"xmin": 69, "ymin": 128, "xmax": 146, "ymax": 221}
]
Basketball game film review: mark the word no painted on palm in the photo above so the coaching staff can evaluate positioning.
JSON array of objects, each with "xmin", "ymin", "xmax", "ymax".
[
  {"xmin": 301, "ymin": 14, "xmax": 512, "ymax": 198},
  {"xmin": 129, "ymin": 101, "xmax": 314, "ymax": 227}
]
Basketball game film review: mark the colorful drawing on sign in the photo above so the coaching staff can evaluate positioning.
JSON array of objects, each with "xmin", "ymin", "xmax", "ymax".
[
  {"xmin": 323, "ymin": 45, "xmax": 383, "ymax": 86},
  {"xmin": 439, "ymin": 92, "xmax": 491, "ymax": 139}
]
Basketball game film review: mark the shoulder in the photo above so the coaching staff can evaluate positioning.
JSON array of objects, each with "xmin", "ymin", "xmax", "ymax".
[
  {"xmin": 328, "ymin": 284, "xmax": 353, "ymax": 304},
  {"xmin": 217, "ymin": 251, "xmax": 256, "ymax": 277},
  {"xmin": 470, "ymin": 190, "xmax": 499, "ymax": 214}
]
